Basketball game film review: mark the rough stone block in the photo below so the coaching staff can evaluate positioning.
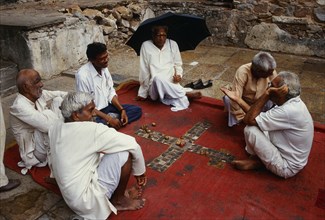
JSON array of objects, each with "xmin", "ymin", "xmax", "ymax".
[
  {"xmin": 244, "ymin": 22, "xmax": 315, "ymax": 57},
  {"xmin": 272, "ymin": 15, "xmax": 309, "ymax": 24},
  {"xmin": 0, "ymin": 60, "xmax": 18, "ymax": 97},
  {"xmin": 314, "ymin": 7, "xmax": 325, "ymax": 22}
]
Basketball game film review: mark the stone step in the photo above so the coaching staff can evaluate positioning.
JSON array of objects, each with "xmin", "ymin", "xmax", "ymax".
[{"xmin": 0, "ymin": 60, "xmax": 18, "ymax": 97}]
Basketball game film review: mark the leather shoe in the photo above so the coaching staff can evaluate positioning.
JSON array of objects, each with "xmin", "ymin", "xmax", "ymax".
[
  {"xmin": 191, "ymin": 79, "xmax": 213, "ymax": 89},
  {"xmin": 201, "ymin": 79, "xmax": 213, "ymax": 89},
  {"xmin": 184, "ymin": 79, "xmax": 203, "ymax": 89},
  {"xmin": 0, "ymin": 179, "xmax": 21, "ymax": 192}
]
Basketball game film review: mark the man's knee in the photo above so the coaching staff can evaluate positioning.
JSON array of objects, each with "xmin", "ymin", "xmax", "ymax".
[
  {"xmin": 244, "ymin": 125, "xmax": 263, "ymax": 141},
  {"xmin": 152, "ymin": 75, "xmax": 166, "ymax": 85}
]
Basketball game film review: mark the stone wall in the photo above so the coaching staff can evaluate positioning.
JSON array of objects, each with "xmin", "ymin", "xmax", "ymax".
[
  {"xmin": 0, "ymin": 16, "xmax": 104, "ymax": 80},
  {"xmin": 26, "ymin": 18, "xmax": 104, "ymax": 79},
  {"xmin": 60, "ymin": 0, "xmax": 324, "ymax": 57},
  {"xmin": 148, "ymin": 0, "xmax": 325, "ymax": 57}
]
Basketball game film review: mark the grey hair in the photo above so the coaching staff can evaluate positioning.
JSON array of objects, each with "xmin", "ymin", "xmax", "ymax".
[
  {"xmin": 252, "ymin": 51, "xmax": 277, "ymax": 72},
  {"xmin": 277, "ymin": 71, "xmax": 301, "ymax": 100},
  {"xmin": 60, "ymin": 92, "xmax": 94, "ymax": 119}
]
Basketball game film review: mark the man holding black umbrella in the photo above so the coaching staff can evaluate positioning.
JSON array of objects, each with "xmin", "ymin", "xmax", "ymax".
[{"xmin": 135, "ymin": 25, "xmax": 202, "ymax": 111}]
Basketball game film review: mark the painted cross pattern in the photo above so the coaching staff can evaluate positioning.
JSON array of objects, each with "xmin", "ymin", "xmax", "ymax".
[{"xmin": 135, "ymin": 121, "xmax": 235, "ymax": 172}]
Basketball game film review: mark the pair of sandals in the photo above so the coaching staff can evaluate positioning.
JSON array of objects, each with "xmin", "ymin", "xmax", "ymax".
[{"xmin": 184, "ymin": 79, "xmax": 213, "ymax": 90}]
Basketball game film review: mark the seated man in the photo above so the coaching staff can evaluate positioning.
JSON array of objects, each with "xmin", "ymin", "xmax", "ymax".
[
  {"xmin": 10, "ymin": 69, "xmax": 67, "ymax": 172},
  {"xmin": 223, "ymin": 71, "xmax": 314, "ymax": 178},
  {"xmin": 1, "ymin": 101, "xmax": 20, "ymax": 192},
  {"xmin": 76, "ymin": 42, "xmax": 142, "ymax": 130},
  {"xmin": 49, "ymin": 91, "xmax": 147, "ymax": 219},
  {"xmin": 221, "ymin": 51, "xmax": 277, "ymax": 127},
  {"xmin": 136, "ymin": 25, "xmax": 202, "ymax": 112}
]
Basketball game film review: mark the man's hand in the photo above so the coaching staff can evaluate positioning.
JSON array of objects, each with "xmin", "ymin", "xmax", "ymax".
[
  {"xmin": 108, "ymin": 118, "xmax": 123, "ymax": 130},
  {"xmin": 120, "ymin": 110, "xmax": 128, "ymax": 126},
  {"xmin": 173, "ymin": 74, "xmax": 182, "ymax": 83},
  {"xmin": 135, "ymin": 96, "xmax": 147, "ymax": 101},
  {"xmin": 220, "ymin": 87, "xmax": 239, "ymax": 102},
  {"xmin": 267, "ymin": 85, "xmax": 288, "ymax": 97}
]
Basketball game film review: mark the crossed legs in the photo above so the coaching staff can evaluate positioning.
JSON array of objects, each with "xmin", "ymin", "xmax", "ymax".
[
  {"xmin": 232, "ymin": 125, "xmax": 295, "ymax": 178},
  {"xmin": 98, "ymin": 152, "xmax": 145, "ymax": 211}
]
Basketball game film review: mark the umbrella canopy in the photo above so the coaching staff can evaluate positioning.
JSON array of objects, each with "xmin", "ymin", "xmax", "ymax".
[{"xmin": 126, "ymin": 12, "xmax": 211, "ymax": 56}]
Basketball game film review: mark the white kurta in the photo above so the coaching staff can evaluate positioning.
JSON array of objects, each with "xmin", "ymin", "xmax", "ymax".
[
  {"xmin": 247, "ymin": 96, "xmax": 314, "ymax": 177},
  {"xmin": 138, "ymin": 39, "xmax": 189, "ymax": 111},
  {"xmin": 10, "ymin": 90, "xmax": 67, "ymax": 169},
  {"xmin": 49, "ymin": 121, "xmax": 146, "ymax": 220},
  {"xmin": 76, "ymin": 62, "xmax": 117, "ymax": 110}
]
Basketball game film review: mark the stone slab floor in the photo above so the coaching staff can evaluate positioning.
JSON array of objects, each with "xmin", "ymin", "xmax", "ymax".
[{"xmin": 0, "ymin": 45, "xmax": 324, "ymax": 220}]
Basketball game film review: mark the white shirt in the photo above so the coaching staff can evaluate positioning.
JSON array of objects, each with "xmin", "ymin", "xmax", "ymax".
[
  {"xmin": 10, "ymin": 90, "xmax": 67, "ymax": 168},
  {"xmin": 76, "ymin": 62, "xmax": 117, "ymax": 110},
  {"xmin": 49, "ymin": 121, "xmax": 146, "ymax": 220},
  {"xmin": 138, "ymin": 39, "xmax": 183, "ymax": 98},
  {"xmin": 256, "ymin": 96, "xmax": 314, "ymax": 173}
]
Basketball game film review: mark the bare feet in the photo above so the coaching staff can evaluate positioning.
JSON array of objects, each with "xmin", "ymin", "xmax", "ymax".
[
  {"xmin": 231, "ymin": 158, "xmax": 263, "ymax": 170},
  {"xmin": 125, "ymin": 185, "xmax": 143, "ymax": 199},
  {"xmin": 186, "ymin": 91, "xmax": 202, "ymax": 100},
  {"xmin": 112, "ymin": 196, "xmax": 146, "ymax": 211}
]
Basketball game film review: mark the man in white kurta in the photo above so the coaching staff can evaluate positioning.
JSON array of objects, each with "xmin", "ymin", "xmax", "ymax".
[
  {"xmin": 49, "ymin": 91, "xmax": 146, "ymax": 219},
  {"xmin": 227, "ymin": 71, "xmax": 314, "ymax": 178},
  {"xmin": 76, "ymin": 42, "xmax": 142, "ymax": 130},
  {"xmin": 245, "ymin": 94, "xmax": 314, "ymax": 178},
  {"xmin": 137, "ymin": 26, "xmax": 200, "ymax": 111},
  {"xmin": 0, "ymin": 101, "xmax": 21, "ymax": 192},
  {"xmin": 76, "ymin": 61, "xmax": 117, "ymax": 111},
  {"xmin": 10, "ymin": 69, "xmax": 67, "ymax": 172}
]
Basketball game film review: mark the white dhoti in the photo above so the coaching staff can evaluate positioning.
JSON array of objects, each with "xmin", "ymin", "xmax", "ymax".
[
  {"xmin": 244, "ymin": 125, "xmax": 295, "ymax": 178},
  {"xmin": 32, "ymin": 96, "xmax": 64, "ymax": 165},
  {"xmin": 97, "ymin": 151, "xmax": 129, "ymax": 199},
  {"xmin": 150, "ymin": 76, "xmax": 189, "ymax": 111}
]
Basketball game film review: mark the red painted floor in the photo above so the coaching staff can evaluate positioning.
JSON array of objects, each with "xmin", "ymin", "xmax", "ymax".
[{"xmin": 5, "ymin": 82, "xmax": 325, "ymax": 219}]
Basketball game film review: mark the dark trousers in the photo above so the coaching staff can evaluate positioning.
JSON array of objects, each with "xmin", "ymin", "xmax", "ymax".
[{"xmin": 96, "ymin": 104, "xmax": 142, "ymax": 125}]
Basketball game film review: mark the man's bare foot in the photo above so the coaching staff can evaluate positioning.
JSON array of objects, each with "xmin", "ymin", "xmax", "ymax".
[
  {"xmin": 186, "ymin": 91, "xmax": 202, "ymax": 100},
  {"xmin": 112, "ymin": 196, "xmax": 145, "ymax": 211},
  {"xmin": 125, "ymin": 186, "xmax": 143, "ymax": 199},
  {"xmin": 231, "ymin": 159, "xmax": 263, "ymax": 170}
]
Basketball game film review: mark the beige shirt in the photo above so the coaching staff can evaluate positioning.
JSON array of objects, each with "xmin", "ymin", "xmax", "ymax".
[
  {"xmin": 230, "ymin": 63, "xmax": 277, "ymax": 121},
  {"xmin": 49, "ymin": 121, "xmax": 146, "ymax": 220}
]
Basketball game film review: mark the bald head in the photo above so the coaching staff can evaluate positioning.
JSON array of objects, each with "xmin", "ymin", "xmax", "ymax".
[
  {"xmin": 16, "ymin": 69, "xmax": 37, "ymax": 93},
  {"xmin": 16, "ymin": 69, "xmax": 43, "ymax": 102}
]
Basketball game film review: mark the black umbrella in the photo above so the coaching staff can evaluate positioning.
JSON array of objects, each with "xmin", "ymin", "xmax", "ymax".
[{"xmin": 126, "ymin": 12, "xmax": 211, "ymax": 56}]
